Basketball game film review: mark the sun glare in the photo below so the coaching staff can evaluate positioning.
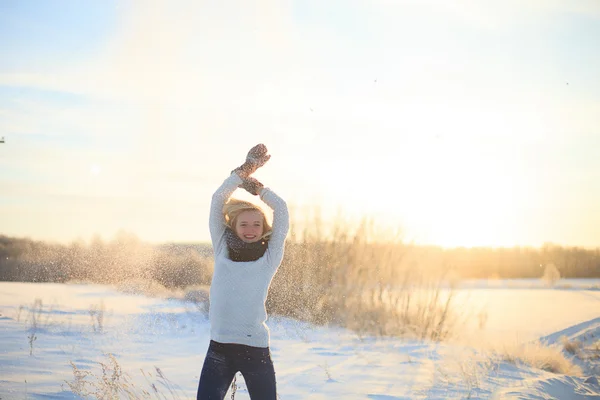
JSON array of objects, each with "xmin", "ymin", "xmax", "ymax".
[
  {"xmin": 90, "ymin": 164, "xmax": 102, "ymax": 176},
  {"xmin": 310, "ymin": 107, "xmax": 523, "ymax": 248}
]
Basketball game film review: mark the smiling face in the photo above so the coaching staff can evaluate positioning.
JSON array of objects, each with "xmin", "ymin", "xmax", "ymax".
[{"xmin": 234, "ymin": 210, "xmax": 265, "ymax": 243}]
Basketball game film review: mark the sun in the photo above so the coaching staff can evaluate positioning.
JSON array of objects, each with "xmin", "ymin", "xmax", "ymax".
[{"xmin": 90, "ymin": 164, "xmax": 101, "ymax": 176}]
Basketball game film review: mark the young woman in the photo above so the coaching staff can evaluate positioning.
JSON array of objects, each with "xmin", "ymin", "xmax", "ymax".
[{"xmin": 197, "ymin": 144, "xmax": 289, "ymax": 400}]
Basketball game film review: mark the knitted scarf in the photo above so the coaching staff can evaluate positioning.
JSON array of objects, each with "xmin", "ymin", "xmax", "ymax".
[{"xmin": 224, "ymin": 228, "xmax": 268, "ymax": 262}]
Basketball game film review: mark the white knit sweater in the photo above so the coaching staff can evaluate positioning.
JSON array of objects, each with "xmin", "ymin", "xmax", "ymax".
[{"xmin": 208, "ymin": 173, "xmax": 289, "ymax": 348}]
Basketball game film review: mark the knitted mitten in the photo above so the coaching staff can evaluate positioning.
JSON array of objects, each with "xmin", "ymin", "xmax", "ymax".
[
  {"xmin": 232, "ymin": 144, "xmax": 271, "ymax": 177},
  {"xmin": 246, "ymin": 144, "xmax": 270, "ymax": 169},
  {"xmin": 239, "ymin": 177, "xmax": 264, "ymax": 196}
]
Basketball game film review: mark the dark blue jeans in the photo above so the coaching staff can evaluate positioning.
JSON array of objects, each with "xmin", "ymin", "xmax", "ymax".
[{"xmin": 197, "ymin": 340, "xmax": 277, "ymax": 400}]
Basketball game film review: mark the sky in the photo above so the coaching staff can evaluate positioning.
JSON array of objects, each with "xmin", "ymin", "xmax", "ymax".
[{"xmin": 1, "ymin": 0, "xmax": 599, "ymax": 248}]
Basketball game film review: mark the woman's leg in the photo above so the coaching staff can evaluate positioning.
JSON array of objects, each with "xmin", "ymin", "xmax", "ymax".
[
  {"xmin": 197, "ymin": 342, "xmax": 237, "ymax": 400},
  {"xmin": 237, "ymin": 346, "xmax": 277, "ymax": 400}
]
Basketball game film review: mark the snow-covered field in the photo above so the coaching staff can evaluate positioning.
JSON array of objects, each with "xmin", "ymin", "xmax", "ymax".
[{"xmin": 1, "ymin": 280, "xmax": 599, "ymax": 399}]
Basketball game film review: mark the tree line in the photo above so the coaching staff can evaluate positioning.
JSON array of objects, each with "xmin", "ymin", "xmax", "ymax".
[
  {"xmin": 0, "ymin": 232, "xmax": 213, "ymax": 288},
  {"xmin": 1, "ymin": 232, "xmax": 599, "ymax": 288}
]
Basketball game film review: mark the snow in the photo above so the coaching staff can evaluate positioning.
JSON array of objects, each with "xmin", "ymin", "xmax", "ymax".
[{"xmin": 1, "ymin": 280, "xmax": 599, "ymax": 399}]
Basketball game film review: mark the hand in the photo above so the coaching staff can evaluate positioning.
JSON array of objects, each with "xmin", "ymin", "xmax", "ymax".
[
  {"xmin": 239, "ymin": 176, "xmax": 264, "ymax": 196},
  {"xmin": 246, "ymin": 144, "xmax": 271, "ymax": 170},
  {"xmin": 232, "ymin": 144, "xmax": 271, "ymax": 178}
]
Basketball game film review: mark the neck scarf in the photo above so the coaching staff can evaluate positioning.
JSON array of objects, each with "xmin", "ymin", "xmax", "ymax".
[{"xmin": 224, "ymin": 228, "xmax": 268, "ymax": 262}]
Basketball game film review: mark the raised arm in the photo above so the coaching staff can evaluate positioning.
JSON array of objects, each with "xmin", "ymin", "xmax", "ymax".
[
  {"xmin": 260, "ymin": 187, "xmax": 289, "ymax": 266},
  {"xmin": 209, "ymin": 144, "xmax": 272, "ymax": 253},
  {"xmin": 209, "ymin": 173, "xmax": 243, "ymax": 253}
]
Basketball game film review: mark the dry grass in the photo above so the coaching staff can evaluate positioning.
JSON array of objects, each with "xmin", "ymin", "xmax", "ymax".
[
  {"xmin": 432, "ymin": 350, "xmax": 498, "ymax": 399},
  {"xmin": 561, "ymin": 336, "xmax": 583, "ymax": 356},
  {"xmin": 89, "ymin": 301, "xmax": 105, "ymax": 333},
  {"xmin": 267, "ymin": 212, "xmax": 463, "ymax": 341},
  {"xmin": 589, "ymin": 340, "xmax": 600, "ymax": 360},
  {"xmin": 66, "ymin": 353, "xmax": 184, "ymax": 399},
  {"xmin": 495, "ymin": 341, "xmax": 583, "ymax": 376},
  {"xmin": 17, "ymin": 298, "xmax": 54, "ymax": 356}
]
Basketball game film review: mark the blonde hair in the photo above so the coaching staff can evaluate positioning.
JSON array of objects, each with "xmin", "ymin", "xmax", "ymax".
[{"xmin": 223, "ymin": 199, "xmax": 272, "ymax": 240}]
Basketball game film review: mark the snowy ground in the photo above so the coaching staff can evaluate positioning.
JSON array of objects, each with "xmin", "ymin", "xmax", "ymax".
[{"xmin": 0, "ymin": 280, "xmax": 599, "ymax": 399}]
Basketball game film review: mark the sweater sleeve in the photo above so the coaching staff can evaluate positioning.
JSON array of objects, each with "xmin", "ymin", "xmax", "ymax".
[
  {"xmin": 209, "ymin": 173, "xmax": 243, "ymax": 255},
  {"xmin": 260, "ymin": 187, "xmax": 290, "ymax": 268}
]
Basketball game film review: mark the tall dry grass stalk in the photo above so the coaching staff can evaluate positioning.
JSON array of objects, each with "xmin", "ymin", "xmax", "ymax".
[{"xmin": 267, "ymin": 209, "xmax": 461, "ymax": 341}]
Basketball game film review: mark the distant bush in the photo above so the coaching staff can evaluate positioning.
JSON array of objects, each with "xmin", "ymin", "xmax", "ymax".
[{"xmin": 542, "ymin": 263, "xmax": 561, "ymax": 287}]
